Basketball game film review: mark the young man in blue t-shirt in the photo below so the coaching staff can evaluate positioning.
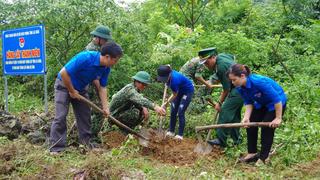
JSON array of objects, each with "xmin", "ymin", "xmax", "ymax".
[
  {"xmin": 157, "ymin": 65, "xmax": 194, "ymax": 140},
  {"xmin": 49, "ymin": 42, "xmax": 123, "ymax": 154}
]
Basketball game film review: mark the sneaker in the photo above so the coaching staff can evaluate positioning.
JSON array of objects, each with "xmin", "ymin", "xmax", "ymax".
[
  {"xmin": 174, "ymin": 135, "xmax": 183, "ymax": 140},
  {"xmin": 166, "ymin": 131, "xmax": 175, "ymax": 137},
  {"xmin": 207, "ymin": 138, "xmax": 222, "ymax": 146}
]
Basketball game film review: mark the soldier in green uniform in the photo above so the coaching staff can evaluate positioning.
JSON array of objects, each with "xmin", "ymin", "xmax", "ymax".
[
  {"xmin": 85, "ymin": 25, "xmax": 112, "ymax": 141},
  {"xmin": 109, "ymin": 71, "xmax": 166, "ymax": 131},
  {"xmin": 199, "ymin": 47, "xmax": 244, "ymax": 147}
]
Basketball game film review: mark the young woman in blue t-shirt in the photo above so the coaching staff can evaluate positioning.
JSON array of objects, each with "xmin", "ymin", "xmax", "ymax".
[
  {"xmin": 157, "ymin": 65, "xmax": 194, "ymax": 140},
  {"xmin": 227, "ymin": 64, "xmax": 287, "ymax": 165}
]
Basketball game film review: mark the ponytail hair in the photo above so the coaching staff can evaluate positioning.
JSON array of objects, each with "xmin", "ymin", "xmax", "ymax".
[{"xmin": 227, "ymin": 64, "xmax": 251, "ymax": 77}]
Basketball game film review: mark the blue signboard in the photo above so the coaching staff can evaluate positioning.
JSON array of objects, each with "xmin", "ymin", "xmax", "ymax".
[{"xmin": 2, "ymin": 25, "xmax": 46, "ymax": 75}]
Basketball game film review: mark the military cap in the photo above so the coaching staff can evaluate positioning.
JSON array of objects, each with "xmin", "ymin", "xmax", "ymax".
[
  {"xmin": 132, "ymin": 71, "xmax": 151, "ymax": 85},
  {"xmin": 90, "ymin": 25, "xmax": 112, "ymax": 40},
  {"xmin": 198, "ymin": 47, "xmax": 217, "ymax": 64}
]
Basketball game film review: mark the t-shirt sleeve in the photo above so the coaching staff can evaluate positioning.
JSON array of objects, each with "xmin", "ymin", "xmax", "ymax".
[
  {"xmin": 99, "ymin": 68, "xmax": 110, "ymax": 87},
  {"xmin": 64, "ymin": 53, "xmax": 90, "ymax": 75}
]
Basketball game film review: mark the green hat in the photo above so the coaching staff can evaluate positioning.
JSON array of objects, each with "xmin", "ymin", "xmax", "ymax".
[
  {"xmin": 132, "ymin": 71, "xmax": 151, "ymax": 85},
  {"xmin": 198, "ymin": 47, "xmax": 217, "ymax": 64},
  {"xmin": 90, "ymin": 25, "xmax": 112, "ymax": 40}
]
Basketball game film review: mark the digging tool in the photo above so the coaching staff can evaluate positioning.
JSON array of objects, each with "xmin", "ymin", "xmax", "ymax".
[
  {"xmin": 158, "ymin": 84, "xmax": 168, "ymax": 133},
  {"xmin": 77, "ymin": 95, "xmax": 150, "ymax": 147},
  {"xmin": 194, "ymin": 100, "xmax": 219, "ymax": 154},
  {"xmin": 194, "ymin": 119, "xmax": 271, "ymax": 154},
  {"xmin": 195, "ymin": 122, "xmax": 271, "ymax": 132}
]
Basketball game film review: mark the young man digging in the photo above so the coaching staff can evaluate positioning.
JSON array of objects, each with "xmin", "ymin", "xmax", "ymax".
[{"xmin": 49, "ymin": 42, "xmax": 123, "ymax": 155}]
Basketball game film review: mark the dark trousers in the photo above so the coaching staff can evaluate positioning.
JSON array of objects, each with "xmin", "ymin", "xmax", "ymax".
[
  {"xmin": 49, "ymin": 79, "xmax": 92, "ymax": 152},
  {"xmin": 247, "ymin": 106, "xmax": 286, "ymax": 161},
  {"xmin": 169, "ymin": 92, "xmax": 193, "ymax": 136}
]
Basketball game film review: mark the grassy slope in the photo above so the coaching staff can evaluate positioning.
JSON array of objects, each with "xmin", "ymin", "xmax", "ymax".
[{"xmin": 1, "ymin": 99, "xmax": 320, "ymax": 179}]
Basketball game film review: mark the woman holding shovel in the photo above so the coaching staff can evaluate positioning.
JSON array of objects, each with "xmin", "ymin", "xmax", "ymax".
[
  {"xmin": 157, "ymin": 65, "xmax": 194, "ymax": 140},
  {"xmin": 227, "ymin": 64, "xmax": 287, "ymax": 165}
]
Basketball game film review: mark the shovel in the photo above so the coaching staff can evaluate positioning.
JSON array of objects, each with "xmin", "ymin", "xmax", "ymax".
[
  {"xmin": 194, "ymin": 100, "xmax": 219, "ymax": 154},
  {"xmin": 194, "ymin": 122, "xmax": 271, "ymax": 154},
  {"xmin": 78, "ymin": 95, "xmax": 150, "ymax": 147},
  {"xmin": 158, "ymin": 84, "xmax": 168, "ymax": 131}
]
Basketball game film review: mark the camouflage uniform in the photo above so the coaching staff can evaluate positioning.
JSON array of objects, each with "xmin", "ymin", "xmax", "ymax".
[
  {"xmin": 85, "ymin": 41, "xmax": 101, "ymax": 52},
  {"xmin": 180, "ymin": 57, "xmax": 213, "ymax": 113},
  {"xmin": 109, "ymin": 83, "xmax": 155, "ymax": 131}
]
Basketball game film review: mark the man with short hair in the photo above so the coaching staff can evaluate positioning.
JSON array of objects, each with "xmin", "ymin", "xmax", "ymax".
[
  {"xmin": 49, "ymin": 42, "xmax": 123, "ymax": 154},
  {"xmin": 199, "ymin": 47, "xmax": 243, "ymax": 147},
  {"xmin": 109, "ymin": 71, "xmax": 166, "ymax": 131}
]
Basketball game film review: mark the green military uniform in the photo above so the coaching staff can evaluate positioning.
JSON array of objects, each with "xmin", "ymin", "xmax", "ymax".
[
  {"xmin": 109, "ymin": 83, "xmax": 155, "ymax": 130},
  {"xmin": 180, "ymin": 58, "xmax": 213, "ymax": 113},
  {"xmin": 214, "ymin": 53, "xmax": 243, "ymax": 146}
]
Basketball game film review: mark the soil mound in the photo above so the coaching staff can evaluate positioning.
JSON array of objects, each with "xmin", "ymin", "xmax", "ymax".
[
  {"xmin": 140, "ymin": 129, "xmax": 222, "ymax": 166},
  {"xmin": 101, "ymin": 131, "xmax": 127, "ymax": 149}
]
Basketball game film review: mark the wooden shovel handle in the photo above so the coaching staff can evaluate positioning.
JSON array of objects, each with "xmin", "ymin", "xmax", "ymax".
[
  {"xmin": 78, "ymin": 95, "xmax": 149, "ymax": 140},
  {"xmin": 196, "ymin": 122, "xmax": 271, "ymax": 132}
]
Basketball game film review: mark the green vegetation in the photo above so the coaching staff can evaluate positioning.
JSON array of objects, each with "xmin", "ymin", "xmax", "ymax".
[{"xmin": 1, "ymin": 0, "xmax": 320, "ymax": 178}]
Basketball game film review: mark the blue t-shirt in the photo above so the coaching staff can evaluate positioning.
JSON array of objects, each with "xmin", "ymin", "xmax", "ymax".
[
  {"xmin": 166, "ymin": 70, "xmax": 194, "ymax": 94},
  {"xmin": 57, "ymin": 51, "xmax": 110, "ymax": 91},
  {"xmin": 236, "ymin": 74, "xmax": 287, "ymax": 111}
]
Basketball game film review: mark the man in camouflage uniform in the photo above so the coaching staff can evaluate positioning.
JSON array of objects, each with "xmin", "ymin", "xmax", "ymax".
[
  {"xmin": 199, "ymin": 47, "xmax": 244, "ymax": 147},
  {"xmin": 180, "ymin": 57, "xmax": 218, "ymax": 112},
  {"xmin": 109, "ymin": 71, "xmax": 166, "ymax": 131},
  {"xmin": 86, "ymin": 25, "xmax": 112, "ymax": 51},
  {"xmin": 85, "ymin": 25, "xmax": 112, "ymax": 141}
]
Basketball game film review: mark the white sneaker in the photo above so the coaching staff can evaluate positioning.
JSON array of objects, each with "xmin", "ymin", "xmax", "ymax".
[
  {"xmin": 174, "ymin": 135, "xmax": 183, "ymax": 140},
  {"xmin": 166, "ymin": 131, "xmax": 175, "ymax": 137}
]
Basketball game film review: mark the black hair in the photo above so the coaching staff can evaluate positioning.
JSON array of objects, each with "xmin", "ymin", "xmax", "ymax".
[
  {"xmin": 101, "ymin": 42, "xmax": 123, "ymax": 58},
  {"xmin": 227, "ymin": 63, "xmax": 251, "ymax": 77}
]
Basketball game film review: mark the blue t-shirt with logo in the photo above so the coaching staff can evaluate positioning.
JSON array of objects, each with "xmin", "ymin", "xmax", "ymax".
[
  {"xmin": 236, "ymin": 74, "xmax": 287, "ymax": 111},
  {"xmin": 166, "ymin": 70, "xmax": 194, "ymax": 94},
  {"xmin": 58, "ymin": 51, "xmax": 110, "ymax": 91}
]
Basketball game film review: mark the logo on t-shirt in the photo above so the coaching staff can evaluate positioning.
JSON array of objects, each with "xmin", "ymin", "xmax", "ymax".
[{"xmin": 254, "ymin": 92, "xmax": 262, "ymax": 98}]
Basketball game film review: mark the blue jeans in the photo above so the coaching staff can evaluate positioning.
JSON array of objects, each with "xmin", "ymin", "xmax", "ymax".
[{"xmin": 169, "ymin": 92, "xmax": 194, "ymax": 136}]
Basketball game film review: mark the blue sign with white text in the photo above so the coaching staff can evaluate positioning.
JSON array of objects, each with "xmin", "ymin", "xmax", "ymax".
[{"xmin": 2, "ymin": 25, "xmax": 46, "ymax": 75}]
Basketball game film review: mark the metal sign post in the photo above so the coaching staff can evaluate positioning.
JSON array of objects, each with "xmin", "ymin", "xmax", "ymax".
[{"xmin": 2, "ymin": 25, "xmax": 47, "ymax": 114}]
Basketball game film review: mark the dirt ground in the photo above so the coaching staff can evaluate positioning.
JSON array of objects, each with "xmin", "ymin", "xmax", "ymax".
[
  {"xmin": 99, "ymin": 129, "xmax": 222, "ymax": 166},
  {"xmin": 140, "ymin": 129, "xmax": 223, "ymax": 166},
  {"xmin": 101, "ymin": 131, "xmax": 127, "ymax": 149}
]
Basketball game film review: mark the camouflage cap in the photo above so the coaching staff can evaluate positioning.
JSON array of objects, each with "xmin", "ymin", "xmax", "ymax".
[
  {"xmin": 90, "ymin": 25, "xmax": 112, "ymax": 40},
  {"xmin": 198, "ymin": 47, "xmax": 217, "ymax": 64},
  {"xmin": 132, "ymin": 71, "xmax": 151, "ymax": 85}
]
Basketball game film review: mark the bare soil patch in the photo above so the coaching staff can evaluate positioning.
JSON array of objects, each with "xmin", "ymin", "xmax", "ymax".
[{"xmin": 140, "ymin": 129, "xmax": 223, "ymax": 166}]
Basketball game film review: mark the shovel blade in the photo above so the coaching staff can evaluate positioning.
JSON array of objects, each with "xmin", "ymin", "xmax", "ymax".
[
  {"xmin": 139, "ymin": 128, "xmax": 151, "ymax": 147},
  {"xmin": 194, "ymin": 142, "xmax": 213, "ymax": 155}
]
